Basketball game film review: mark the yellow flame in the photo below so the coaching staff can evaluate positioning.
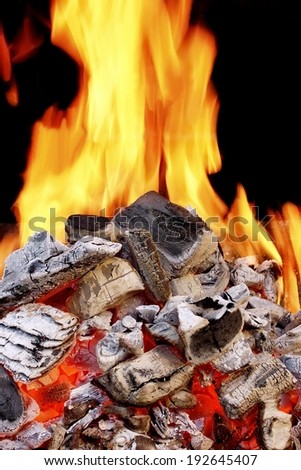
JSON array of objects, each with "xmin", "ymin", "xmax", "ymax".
[
  {"xmin": 270, "ymin": 209, "xmax": 300, "ymax": 313},
  {"xmin": 0, "ymin": 0, "xmax": 300, "ymax": 313},
  {"xmin": 225, "ymin": 184, "xmax": 282, "ymax": 264},
  {"xmin": 13, "ymin": 0, "xmax": 227, "ymax": 244}
]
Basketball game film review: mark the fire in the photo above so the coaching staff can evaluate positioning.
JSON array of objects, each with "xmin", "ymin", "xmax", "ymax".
[{"xmin": 0, "ymin": 0, "xmax": 300, "ymax": 311}]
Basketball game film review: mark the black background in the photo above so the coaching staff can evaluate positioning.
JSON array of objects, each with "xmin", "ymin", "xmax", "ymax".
[{"xmin": 1, "ymin": 0, "xmax": 301, "ymax": 223}]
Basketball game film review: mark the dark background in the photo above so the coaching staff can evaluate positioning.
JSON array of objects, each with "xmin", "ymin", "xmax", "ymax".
[{"xmin": 1, "ymin": 0, "xmax": 301, "ymax": 223}]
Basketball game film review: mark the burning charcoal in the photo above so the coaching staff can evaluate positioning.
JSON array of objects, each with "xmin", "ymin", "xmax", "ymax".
[
  {"xmin": 136, "ymin": 304, "xmax": 160, "ymax": 323},
  {"xmin": 93, "ymin": 345, "xmax": 194, "ymax": 406},
  {"xmin": 252, "ymin": 329, "xmax": 273, "ymax": 353},
  {"xmin": 284, "ymin": 311, "xmax": 301, "ymax": 332},
  {"xmin": 260, "ymin": 399, "xmax": 292, "ymax": 450},
  {"xmin": 67, "ymin": 257, "xmax": 144, "ymax": 319},
  {"xmin": 169, "ymin": 274, "xmax": 203, "ymax": 301},
  {"xmin": 106, "ymin": 425, "xmax": 151, "ymax": 450},
  {"xmin": 134, "ymin": 435, "xmax": 157, "ymax": 450},
  {"xmin": 0, "ymin": 303, "xmax": 78, "ymax": 382},
  {"xmin": 16, "ymin": 421, "xmax": 52, "ymax": 449},
  {"xmin": 63, "ymin": 429, "xmax": 102, "ymax": 450},
  {"xmin": 67, "ymin": 405, "xmax": 104, "ymax": 435},
  {"xmin": 125, "ymin": 415, "xmax": 151, "ymax": 434},
  {"xmin": 230, "ymin": 256, "xmax": 265, "ymax": 289},
  {"xmin": 273, "ymin": 325, "xmax": 301, "ymax": 355},
  {"xmin": 146, "ymin": 321, "xmax": 183, "ymax": 349},
  {"xmin": 281, "ymin": 355, "xmax": 301, "ymax": 382},
  {"xmin": 0, "ymin": 232, "xmax": 122, "ymax": 316},
  {"xmin": 179, "ymin": 305, "xmax": 243, "ymax": 365},
  {"xmin": 97, "ymin": 420, "xmax": 157, "ymax": 450},
  {"xmin": 0, "ymin": 388, "xmax": 39, "ymax": 438},
  {"xmin": 166, "ymin": 388, "xmax": 197, "ymax": 409},
  {"xmin": 195, "ymin": 295, "xmax": 235, "ymax": 321},
  {"xmin": 116, "ymin": 294, "xmax": 146, "ymax": 320},
  {"xmin": 124, "ymin": 229, "xmax": 171, "ymax": 302},
  {"xmin": 0, "ymin": 439, "xmax": 29, "ymax": 449},
  {"xmin": 65, "ymin": 214, "xmax": 117, "ymax": 243},
  {"xmin": 113, "ymin": 191, "xmax": 219, "ymax": 278},
  {"xmin": 256, "ymin": 259, "xmax": 281, "ymax": 303},
  {"xmin": 102, "ymin": 405, "xmax": 150, "ymax": 434},
  {"xmin": 221, "ymin": 283, "xmax": 250, "ymax": 308},
  {"xmin": 212, "ymin": 413, "xmax": 232, "ymax": 447},
  {"xmin": 47, "ymin": 423, "xmax": 66, "ymax": 450},
  {"xmin": 154, "ymin": 296, "xmax": 191, "ymax": 326},
  {"xmin": 63, "ymin": 382, "xmax": 106, "ymax": 427},
  {"xmin": 150, "ymin": 404, "xmax": 212, "ymax": 449},
  {"xmin": 218, "ymin": 354, "xmax": 297, "ymax": 419},
  {"xmin": 212, "ymin": 334, "xmax": 255, "ymax": 373},
  {"xmin": 241, "ymin": 307, "xmax": 270, "ymax": 329},
  {"xmin": 0, "ymin": 366, "xmax": 24, "ymax": 425},
  {"xmin": 77, "ymin": 311, "xmax": 113, "ymax": 340},
  {"xmin": 247, "ymin": 296, "xmax": 292, "ymax": 327},
  {"xmin": 198, "ymin": 255, "xmax": 230, "ymax": 298},
  {"xmin": 96, "ymin": 316, "xmax": 143, "ymax": 371}
]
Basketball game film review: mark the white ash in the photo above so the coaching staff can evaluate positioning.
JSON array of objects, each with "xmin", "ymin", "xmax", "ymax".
[
  {"xmin": 0, "ymin": 232, "xmax": 122, "ymax": 316},
  {"xmin": 77, "ymin": 311, "xmax": 113, "ymax": 340},
  {"xmin": 96, "ymin": 316, "xmax": 143, "ymax": 371},
  {"xmin": 0, "ymin": 303, "xmax": 78, "ymax": 382},
  {"xmin": 135, "ymin": 304, "xmax": 160, "ymax": 323},
  {"xmin": 67, "ymin": 257, "xmax": 144, "ymax": 319}
]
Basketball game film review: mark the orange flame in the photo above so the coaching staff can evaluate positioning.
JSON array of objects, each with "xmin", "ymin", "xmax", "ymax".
[
  {"xmin": 0, "ymin": 0, "xmax": 301, "ymax": 312},
  {"xmin": 13, "ymin": 0, "xmax": 226, "ymax": 244}
]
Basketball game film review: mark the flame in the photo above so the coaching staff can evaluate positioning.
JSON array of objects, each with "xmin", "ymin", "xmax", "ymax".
[
  {"xmin": 13, "ymin": 0, "xmax": 226, "ymax": 244},
  {"xmin": 0, "ymin": 24, "xmax": 11, "ymax": 82},
  {"xmin": 225, "ymin": 184, "xmax": 282, "ymax": 264},
  {"xmin": 269, "ymin": 204, "xmax": 301, "ymax": 313},
  {"xmin": 0, "ymin": 0, "xmax": 301, "ymax": 312}
]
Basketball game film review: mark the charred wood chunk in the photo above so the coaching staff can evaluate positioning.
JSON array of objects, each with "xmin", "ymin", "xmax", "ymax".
[
  {"xmin": 0, "ymin": 232, "xmax": 122, "ymax": 316},
  {"xmin": 198, "ymin": 255, "xmax": 230, "ymax": 298},
  {"xmin": 16, "ymin": 421, "xmax": 52, "ymax": 449},
  {"xmin": 281, "ymin": 355, "xmax": 301, "ymax": 382},
  {"xmin": 0, "ymin": 366, "xmax": 24, "ymax": 423},
  {"xmin": 67, "ymin": 257, "xmax": 144, "ymax": 319},
  {"xmin": 150, "ymin": 404, "xmax": 212, "ymax": 449},
  {"xmin": 93, "ymin": 345, "xmax": 194, "ymax": 406},
  {"xmin": 212, "ymin": 335, "xmax": 255, "ymax": 373},
  {"xmin": 63, "ymin": 382, "xmax": 106, "ymax": 427},
  {"xmin": 221, "ymin": 283, "xmax": 250, "ymax": 308},
  {"xmin": 256, "ymin": 260, "xmax": 281, "ymax": 304},
  {"xmin": 218, "ymin": 354, "xmax": 297, "ymax": 419},
  {"xmin": 247, "ymin": 296, "xmax": 292, "ymax": 327},
  {"xmin": 65, "ymin": 215, "xmax": 113, "ymax": 243},
  {"xmin": 0, "ymin": 390, "xmax": 39, "ymax": 438},
  {"xmin": 136, "ymin": 305, "xmax": 160, "ymax": 323},
  {"xmin": 260, "ymin": 400, "xmax": 292, "ymax": 450},
  {"xmin": 0, "ymin": 303, "xmax": 78, "ymax": 383},
  {"xmin": 47, "ymin": 424, "xmax": 67, "ymax": 450},
  {"xmin": 96, "ymin": 316, "xmax": 144, "ymax": 371},
  {"xmin": 273, "ymin": 325, "xmax": 301, "ymax": 355},
  {"xmin": 241, "ymin": 307, "xmax": 270, "ymax": 329},
  {"xmin": 195, "ymin": 295, "xmax": 235, "ymax": 321},
  {"xmin": 230, "ymin": 257, "xmax": 265, "ymax": 289},
  {"xmin": 169, "ymin": 274, "xmax": 204, "ymax": 301},
  {"xmin": 124, "ymin": 229, "xmax": 171, "ymax": 303},
  {"xmin": 180, "ymin": 307, "xmax": 243, "ymax": 365},
  {"xmin": 77, "ymin": 311, "xmax": 113, "ymax": 340},
  {"xmin": 146, "ymin": 321, "xmax": 183, "ymax": 350},
  {"xmin": 115, "ymin": 294, "xmax": 147, "ymax": 320},
  {"xmin": 166, "ymin": 389, "xmax": 197, "ymax": 409},
  {"xmin": 113, "ymin": 191, "xmax": 219, "ymax": 278}
]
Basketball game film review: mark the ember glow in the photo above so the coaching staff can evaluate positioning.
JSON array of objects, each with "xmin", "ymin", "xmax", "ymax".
[{"xmin": 1, "ymin": 0, "xmax": 301, "ymax": 311}]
